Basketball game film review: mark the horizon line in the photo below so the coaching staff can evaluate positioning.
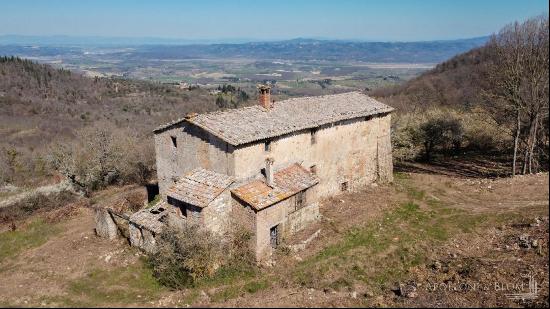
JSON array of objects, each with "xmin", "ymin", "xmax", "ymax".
[{"xmin": 0, "ymin": 34, "xmax": 491, "ymax": 46}]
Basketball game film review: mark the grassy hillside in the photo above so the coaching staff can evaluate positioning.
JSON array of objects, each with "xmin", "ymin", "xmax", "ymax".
[
  {"xmin": 370, "ymin": 46, "xmax": 490, "ymax": 112},
  {"xmin": 0, "ymin": 57, "xmax": 250, "ymax": 187}
]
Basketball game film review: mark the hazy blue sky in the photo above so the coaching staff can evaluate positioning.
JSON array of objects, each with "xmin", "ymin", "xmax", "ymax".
[{"xmin": 0, "ymin": 0, "xmax": 548, "ymax": 41}]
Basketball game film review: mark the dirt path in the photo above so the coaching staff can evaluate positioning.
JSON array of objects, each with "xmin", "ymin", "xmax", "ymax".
[{"xmin": 0, "ymin": 181, "xmax": 73, "ymax": 209}]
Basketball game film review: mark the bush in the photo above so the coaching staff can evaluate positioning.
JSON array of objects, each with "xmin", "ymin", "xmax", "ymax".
[
  {"xmin": 392, "ymin": 107, "xmax": 511, "ymax": 162},
  {"xmin": 148, "ymin": 224, "xmax": 255, "ymax": 289},
  {"xmin": 0, "ymin": 190, "xmax": 77, "ymax": 224},
  {"xmin": 148, "ymin": 224, "xmax": 223, "ymax": 289},
  {"xmin": 419, "ymin": 117, "xmax": 464, "ymax": 161}
]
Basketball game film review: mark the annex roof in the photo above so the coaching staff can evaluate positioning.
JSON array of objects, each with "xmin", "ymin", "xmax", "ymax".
[
  {"xmin": 154, "ymin": 91, "xmax": 394, "ymax": 146},
  {"xmin": 167, "ymin": 168, "xmax": 234, "ymax": 208},
  {"xmin": 129, "ymin": 204, "xmax": 168, "ymax": 234},
  {"xmin": 231, "ymin": 163, "xmax": 319, "ymax": 211}
]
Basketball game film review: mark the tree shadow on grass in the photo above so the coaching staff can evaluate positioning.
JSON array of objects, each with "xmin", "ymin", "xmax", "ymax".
[{"xmin": 395, "ymin": 152, "xmax": 513, "ymax": 179}]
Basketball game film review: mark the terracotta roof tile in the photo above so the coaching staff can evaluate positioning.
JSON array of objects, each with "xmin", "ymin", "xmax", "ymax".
[{"xmin": 231, "ymin": 164, "xmax": 319, "ymax": 210}]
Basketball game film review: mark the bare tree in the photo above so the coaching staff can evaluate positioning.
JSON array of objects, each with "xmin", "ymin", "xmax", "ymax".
[{"xmin": 484, "ymin": 15, "xmax": 549, "ymax": 176}]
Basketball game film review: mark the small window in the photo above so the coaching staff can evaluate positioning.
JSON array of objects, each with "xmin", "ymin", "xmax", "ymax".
[
  {"xmin": 270, "ymin": 225, "xmax": 279, "ymax": 249},
  {"xmin": 310, "ymin": 165, "xmax": 317, "ymax": 175},
  {"xmin": 265, "ymin": 140, "xmax": 271, "ymax": 152},
  {"xmin": 170, "ymin": 136, "xmax": 177, "ymax": 148},
  {"xmin": 295, "ymin": 191, "xmax": 306, "ymax": 210},
  {"xmin": 340, "ymin": 181, "xmax": 349, "ymax": 192},
  {"xmin": 310, "ymin": 129, "xmax": 317, "ymax": 144},
  {"xmin": 260, "ymin": 168, "xmax": 266, "ymax": 177}
]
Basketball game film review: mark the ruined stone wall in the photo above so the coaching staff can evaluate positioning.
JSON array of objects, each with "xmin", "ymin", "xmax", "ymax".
[
  {"xmin": 154, "ymin": 122, "xmax": 235, "ymax": 198},
  {"xmin": 230, "ymin": 197, "xmax": 257, "ymax": 254},
  {"xmin": 253, "ymin": 191, "xmax": 320, "ymax": 261},
  {"xmin": 94, "ymin": 208, "xmax": 119, "ymax": 240},
  {"xmin": 202, "ymin": 190, "xmax": 232, "ymax": 235},
  {"xmin": 233, "ymin": 113, "xmax": 393, "ymax": 199},
  {"xmin": 129, "ymin": 223, "xmax": 157, "ymax": 254}
]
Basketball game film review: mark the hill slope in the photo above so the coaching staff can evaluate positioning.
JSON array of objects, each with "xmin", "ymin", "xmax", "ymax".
[
  {"xmin": 0, "ymin": 57, "xmax": 238, "ymax": 186},
  {"xmin": 370, "ymin": 46, "xmax": 491, "ymax": 111}
]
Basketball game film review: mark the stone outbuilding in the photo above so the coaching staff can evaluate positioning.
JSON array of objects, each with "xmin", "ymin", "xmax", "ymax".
[
  {"xmin": 96, "ymin": 87, "xmax": 395, "ymax": 261},
  {"xmin": 147, "ymin": 86, "xmax": 394, "ymax": 261}
]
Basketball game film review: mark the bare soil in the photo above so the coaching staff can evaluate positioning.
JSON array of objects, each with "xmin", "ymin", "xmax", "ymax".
[{"xmin": 0, "ymin": 170, "xmax": 548, "ymax": 307}]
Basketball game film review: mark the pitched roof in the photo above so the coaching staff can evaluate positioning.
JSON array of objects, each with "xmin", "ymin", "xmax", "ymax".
[
  {"xmin": 167, "ymin": 168, "xmax": 234, "ymax": 208},
  {"xmin": 154, "ymin": 91, "xmax": 394, "ymax": 145},
  {"xmin": 231, "ymin": 163, "xmax": 319, "ymax": 210}
]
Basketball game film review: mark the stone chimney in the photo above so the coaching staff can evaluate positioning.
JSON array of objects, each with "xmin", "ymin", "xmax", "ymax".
[
  {"xmin": 257, "ymin": 84, "xmax": 272, "ymax": 109},
  {"xmin": 265, "ymin": 157, "xmax": 275, "ymax": 187}
]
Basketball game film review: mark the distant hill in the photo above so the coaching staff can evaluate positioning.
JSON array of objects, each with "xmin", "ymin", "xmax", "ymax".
[
  {"xmin": 371, "ymin": 44, "xmax": 491, "ymax": 110},
  {"xmin": 0, "ymin": 36, "xmax": 489, "ymax": 63},
  {"xmin": 0, "ymin": 57, "xmax": 225, "ymax": 152},
  {"xmin": 118, "ymin": 37, "xmax": 490, "ymax": 63}
]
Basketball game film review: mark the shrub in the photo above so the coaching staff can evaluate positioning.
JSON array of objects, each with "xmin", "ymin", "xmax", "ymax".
[
  {"xmin": 0, "ymin": 190, "xmax": 77, "ymax": 224},
  {"xmin": 148, "ymin": 224, "xmax": 256, "ymax": 289},
  {"xmin": 391, "ymin": 107, "xmax": 510, "ymax": 162},
  {"xmin": 148, "ymin": 224, "xmax": 223, "ymax": 289},
  {"xmin": 419, "ymin": 117, "xmax": 464, "ymax": 161}
]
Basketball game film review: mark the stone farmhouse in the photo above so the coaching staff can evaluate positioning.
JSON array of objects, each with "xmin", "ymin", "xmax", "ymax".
[{"xmin": 95, "ymin": 86, "xmax": 394, "ymax": 261}]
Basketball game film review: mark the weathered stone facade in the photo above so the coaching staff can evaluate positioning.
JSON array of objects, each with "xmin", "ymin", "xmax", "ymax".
[{"xmin": 147, "ymin": 90, "xmax": 393, "ymax": 260}]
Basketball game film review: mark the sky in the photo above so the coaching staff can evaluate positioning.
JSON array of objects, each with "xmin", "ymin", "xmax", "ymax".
[{"xmin": 0, "ymin": 0, "xmax": 548, "ymax": 42}]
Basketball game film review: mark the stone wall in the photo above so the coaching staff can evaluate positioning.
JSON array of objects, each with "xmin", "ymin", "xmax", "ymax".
[
  {"xmin": 154, "ymin": 122, "xmax": 235, "ymax": 198},
  {"xmin": 155, "ymin": 113, "xmax": 393, "ymax": 200},
  {"xmin": 129, "ymin": 223, "xmax": 158, "ymax": 253},
  {"xmin": 252, "ymin": 189, "xmax": 320, "ymax": 261},
  {"xmin": 94, "ymin": 208, "xmax": 118, "ymax": 240},
  {"xmin": 233, "ymin": 113, "xmax": 393, "ymax": 199},
  {"xmin": 202, "ymin": 190, "xmax": 232, "ymax": 235},
  {"xmin": 376, "ymin": 114, "xmax": 394, "ymax": 183}
]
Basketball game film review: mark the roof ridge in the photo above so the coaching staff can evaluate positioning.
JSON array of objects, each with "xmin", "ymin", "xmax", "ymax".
[{"xmin": 155, "ymin": 91, "xmax": 394, "ymax": 145}]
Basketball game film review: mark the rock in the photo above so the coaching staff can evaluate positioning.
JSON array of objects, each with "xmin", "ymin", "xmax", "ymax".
[
  {"xmin": 364, "ymin": 290, "xmax": 374, "ymax": 298},
  {"xmin": 531, "ymin": 239, "xmax": 539, "ymax": 248},
  {"xmin": 104, "ymin": 255, "xmax": 112, "ymax": 263},
  {"xmin": 399, "ymin": 282, "xmax": 417, "ymax": 298},
  {"xmin": 350, "ymin": 291, "xmax": 357, "ymax": 299},
  {"xmin": 432, "ymin": 260, "xmax": 442, "ymax": 271},
  {"xmin": 519, "ymin": 234, "xmax": 531, "ymax": 248}
]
